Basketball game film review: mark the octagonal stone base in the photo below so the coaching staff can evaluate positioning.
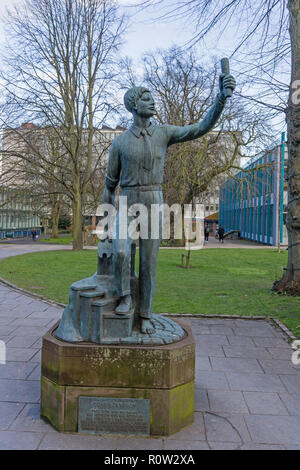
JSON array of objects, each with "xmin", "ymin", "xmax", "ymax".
[{"xmin": 41, "ymin": 318, "xmax": 195, "ymax": 436}]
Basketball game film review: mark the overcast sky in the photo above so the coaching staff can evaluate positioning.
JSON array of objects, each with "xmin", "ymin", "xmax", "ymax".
[
  {"xmin": 0, "ymin": 0, "xmax": 287, "ymax": 142},
  {"xmin": 0, "ymin": 0, "xmax": 236, "ymax": 64}
]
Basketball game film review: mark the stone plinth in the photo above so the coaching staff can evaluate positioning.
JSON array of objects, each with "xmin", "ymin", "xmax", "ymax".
[{"xmin": 41, "ymin": 318, "xmax": 195, "ymax": 436}]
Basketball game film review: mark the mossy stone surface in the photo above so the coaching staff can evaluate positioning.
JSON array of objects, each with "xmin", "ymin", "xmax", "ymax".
[
  {"xmin": 40, "ymin": 376, "xmax": 65, "ymax": 431},
  {"xmin": 42, "ymin": 319, "xmax": 195, "ymax": 389},
  {"xmin": 41, "ymin": 318, "xmax": 195, "ymax": 436}
]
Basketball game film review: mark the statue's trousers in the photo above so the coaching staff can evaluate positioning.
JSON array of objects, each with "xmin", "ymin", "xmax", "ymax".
[{"xmin": 113, "ymin": 187, "xmax": 163, "ymax": 319}]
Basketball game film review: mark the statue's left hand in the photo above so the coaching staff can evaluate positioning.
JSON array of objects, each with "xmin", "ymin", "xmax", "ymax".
[{"xmin": 219, "ymin": 73, "xmax": 236, "ymax": 99}]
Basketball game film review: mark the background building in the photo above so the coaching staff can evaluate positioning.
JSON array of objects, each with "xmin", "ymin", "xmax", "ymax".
[
  {"xmin": 219, "ymin": 133, "xmax": 287, "ymax": 246},
  {"xmin": 0, "ymin": 123, "xmax": 124, "ymax": 239},
  {"xmin": 0, "ymin": 186, "xmax": 42, "ymax": 239}
]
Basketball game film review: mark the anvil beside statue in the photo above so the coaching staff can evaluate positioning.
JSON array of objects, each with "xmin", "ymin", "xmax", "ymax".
[{"xmin": 56, "ymin": 238, "xmax": 185, "ymax": 345}]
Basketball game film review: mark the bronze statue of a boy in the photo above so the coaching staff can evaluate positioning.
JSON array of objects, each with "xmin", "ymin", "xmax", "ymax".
[{"xmin": 102, "ymin": 71, "xmax": 236, "ymax": 334}]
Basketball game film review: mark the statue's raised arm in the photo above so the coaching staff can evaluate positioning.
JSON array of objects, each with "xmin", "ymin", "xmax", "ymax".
[{"xmin": 167, "ymin": 67, "xmax": 236, "ymax": 147}]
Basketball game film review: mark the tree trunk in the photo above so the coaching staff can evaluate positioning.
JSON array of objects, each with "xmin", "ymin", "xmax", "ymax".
[
  {"xmin": 51, "ymin": 200, "xmax": 60, "ymax": 239},
  {"xmin": 273, "ymin": 0, "xmax": 300, "ymax": 294},
  {"xmin": 72, "ymin": 194, "xmax": 83, "ymax": 251}
]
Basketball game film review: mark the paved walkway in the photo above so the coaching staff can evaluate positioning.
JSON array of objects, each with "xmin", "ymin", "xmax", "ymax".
[
  {"xmin": 0, "ymin": 242, "xmax": 72, "ymax": 260},
  {"xmin": 0, "ymin": 280, "xmax": 299, "ymax": 450},
  {"xmin": 203, "ymin": 237, "xmax": 282, "ymax": 249}
]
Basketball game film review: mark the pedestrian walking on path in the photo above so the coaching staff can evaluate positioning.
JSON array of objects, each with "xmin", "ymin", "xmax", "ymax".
[
  {"xmin": 204, "ymin": 225, "xmax": 209, "ymax": 242},
  {"xmin": 218, "ymin": 226, "xmax": 225, "ymax": 243}
]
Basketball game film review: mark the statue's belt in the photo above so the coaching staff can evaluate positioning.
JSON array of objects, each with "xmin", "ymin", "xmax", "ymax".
[{"xmin": 121, "ymin": 185, "xmax": 162, "ymax": 191}]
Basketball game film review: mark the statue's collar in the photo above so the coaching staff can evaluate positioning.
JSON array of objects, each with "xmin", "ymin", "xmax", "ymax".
[{"xmin": 129, "ymin": 123, "xmax": 155, "ymax": 138}]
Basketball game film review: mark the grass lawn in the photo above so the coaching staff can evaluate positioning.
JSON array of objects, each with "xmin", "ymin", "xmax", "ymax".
[
  {"xmin": 40, "ymin": 237, "xmax": 73, "ymax": 245},
  {"xmin": 0, "ymin": 248, "xmax": 299, "ymax": 337}
]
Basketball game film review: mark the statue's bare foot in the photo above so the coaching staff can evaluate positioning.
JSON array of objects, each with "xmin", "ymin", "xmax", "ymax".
[
  {"xmin": 116, "ymin": 295, "xmax": 131, "ymax": 314},
  {"xmin": 141, "ymin": 319, "xmax": 156, "ymax": 334}
]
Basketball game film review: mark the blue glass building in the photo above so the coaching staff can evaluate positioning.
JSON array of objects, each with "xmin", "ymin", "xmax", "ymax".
[{"xmin": 219, "ymin": 134, "xmax": 287, "ymax": 246}]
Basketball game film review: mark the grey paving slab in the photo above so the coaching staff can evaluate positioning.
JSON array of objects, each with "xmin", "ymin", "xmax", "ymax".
[
  {"xmin": 209, "ymin": 440, "xmax": 286, "ymax": 450},
  {"xmin": 116, "ymin": 438, "xmax": 163, "ymax": 450},
  {"xmin": 195, "ymin": 371, "xmax": 229, "ymax": 390},
  {"xmin": 0, "ymin": 308, "xmax": 28, "ymax": 318},
  {"xmin": 208, "ymin": 441, "xmax": 241, "ymax": 450},
  {"xmin": 10, "ymin": 326, "xmax": 51, "ymax": 337},
  {"xmin": 226, "ymin": 335, "xmax": 255, "ymax": 347},
  {"xmin": 208, "ymin": 412, "xmax": 252, "ymax": 443},
  {"xmin": 0, "ymin": 379, "xmax": 40, "ymax": 403},
  {"xmin": 267, "ymin": 347, "xmax": 294, "ymax": 360},
  {"xmin": 9, "ymin": 318, "xmax": 55, "ymax": 327},
  {"xmin": 166, "ymin": 412, "xmax": 206, "ymax": 441},
  {"xmin": 203, "ymin": 413, "xmax": 247, "ymax": 443},
  {"xmin": 243, "ymin": 392, "xmax": 289, "ymax": 415},
  {"xmin": 226, "ymin": 372, "xmax": 287, "ymax": 392},
  {"xmin": 245, "ymin": 415, "xmax": 300, "ymax": 445},
  {"xmin": 279, "ymin": 374, "xmax": 300, "ymax": 394},
  {"xmin": 195, "ymin": 357, "xmax": 211, "ymax": 371},
  {"xmin": 279, "ymin": 393, "xmax": 300, "ymax": 416},
  {"xmin": 192, "ymin": 327, "xmax": 211, "ymax": 335},
  {"xmin": 259, "ymin": 359, "xmax": 300, "ymax": 375},
  {"xmin": 27, "ymin": 311, "xmax": 62, "ymax": 319},
  {"xmin": 0, "ymin": 402, "xmax": 24, "ymax": 430},
  {"xmin": 6, "ymin": 335, "xmax": 41, "ymax": 348},
  {"xmin": 233, "ymin": 319, "xmax": 271, "ymax": 328},
  {"xmin": 0, "ymin": 335, "xmax": 10, "ymax": 343},
  {"xmin": 0, "ymin": 362, "xmax": 37, "ymax": 380},
  {"xmin": 207, "ymin": 390, "xmax": 249, "ymax": 414},
  {"xmin": 26, "ymin": 365, "xmax": 41, "ymax": 381},
  {"xmin": 194, "ymin": 389, "xmax": 209, "ymax": 412},
  {"xmin": 42, "ymin": 306, "xmax": 63, "ymax": 315},
  {"xmin": 30, "ymin": 337, "xmax": 43, "ymax": 349},
  {"xmin": 190, "ymin": 318, "xmax": 236, "ymax": 326},
  {"xmin": 252, "ymin": 336, "xmax": 291, "ymax": 348},
  {"xmin": 6, "ymin": 347, "xmax": 38, "ymax": 362},
  {"xmin": 0, "ymin": 317, "xmax": 18, "ymax": 325},
  {"xmin": 223, "ymin": 345, "xmax": 273, "ymax": 360},
  {"xmin": 195, "ymin": 343, "xmax": 225, "ymax": 357},
  {"xmin": 9, "ymin": 404, "xmax": 56, "ymax": 432},
  {"xmin": 0, "ymin": 430, "xmax": 43, "ymax": 450},
  {"xmin": 164, "ymin": 440, "xmax": 209, "ymax": 450},
  {"xmin": 0, "ymin": 326, "xmax": 18, "ymax": 336},
  {"xmin": 29, "ymin": 350, "xmax": 41, "ymax": 363},
  {"xmin": 209, "ymin": 326, "xmax": 235, "ymax": 336},
  {"xmin": 38, "ymin": 432, "xmax": 118, "ymax": 450},
  {"xmin": 240, "ymin": 443, "xmax": 286, "ymax": 450},
  {"xmin": 233, "ymin": 327, "xmax": 277, "ymax": 338},
  {"xmin": 195, "ymin": 334, "xmax": 229, "ymax": 346},
  {"xmin": 0, "ymin": 300, "xmax": 22, "ymax": 309},
  {"xmin": 210, "ymin": 357, "xmax": 264, "ymax": 373}
]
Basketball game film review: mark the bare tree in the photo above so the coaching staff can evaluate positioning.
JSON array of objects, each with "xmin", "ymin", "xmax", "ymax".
[
  {"xmin": 1, "ymin": 0, "xmax": 126, "ymax": 249},
  {"xmin": 137, "ymin": 0, "xmax": 300, "ymax": 294},
  {"xmin": 142, "ymin": 48, "xmax": 274, "ymax": 211}
]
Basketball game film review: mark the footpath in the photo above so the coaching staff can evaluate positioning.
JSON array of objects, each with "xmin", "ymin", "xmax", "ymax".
[{"xmin": 0, "ymin": 241, "xmax": 298, "ymax": 450}]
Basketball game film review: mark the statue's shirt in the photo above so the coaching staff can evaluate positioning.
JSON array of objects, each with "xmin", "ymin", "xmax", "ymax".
[{"xmin": 105, "ymin": 94, "xmax": 225, "ymax": 189}]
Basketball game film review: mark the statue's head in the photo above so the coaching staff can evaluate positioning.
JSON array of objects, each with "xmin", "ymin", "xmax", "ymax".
[{"xmin": 124, "ymin": 86, "xmax": 155, "ymax": 118}]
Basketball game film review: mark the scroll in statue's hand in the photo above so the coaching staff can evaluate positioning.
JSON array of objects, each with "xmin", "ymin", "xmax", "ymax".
[{"xmin": 219, "ymin": 73, "xmax": 236, "ymax": 99}]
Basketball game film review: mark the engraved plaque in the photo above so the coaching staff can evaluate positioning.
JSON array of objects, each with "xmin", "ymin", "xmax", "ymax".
[{"xmin": 78, "ymin": 397, "xmax": 150, "ymax": 436}]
